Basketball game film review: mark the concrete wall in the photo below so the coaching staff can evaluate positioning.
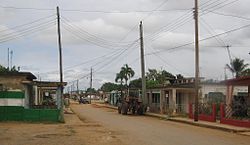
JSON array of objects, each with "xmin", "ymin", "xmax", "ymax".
[
  {"xmin": 0, "ymin": 75, "xmax": 32, "ymax": 108},
  {"xmin": 0, "ymin": 76, "xmax": 27, "ymax": 90},
  {"xmin": 0, "ymin": 98, "xmax": 24, "ymax": 106}
]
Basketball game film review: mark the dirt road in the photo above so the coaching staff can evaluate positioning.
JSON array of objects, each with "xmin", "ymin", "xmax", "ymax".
[
  {"xmin": 71, "ymin": 104, "xmax": 250, "ymax": 145},
  {"xmin": 0, "ymin": 108, "xmax": 122, "ymax": 145}
]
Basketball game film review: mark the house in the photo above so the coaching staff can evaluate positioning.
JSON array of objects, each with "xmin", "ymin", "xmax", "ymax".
[
  {"xmin": 224, "ymin": 76, "xmax": 250, "ymax": 117},
  {"xmin": 145, "ymin": 78, "xmax": 247, "ymax": 115},
  {"xmin": 0, "ymin": 72, "xmax": 67, "ymax": 122},
  {"xmin": 0, "ymin": 72, "xmax": 36, "ymax": 108}
]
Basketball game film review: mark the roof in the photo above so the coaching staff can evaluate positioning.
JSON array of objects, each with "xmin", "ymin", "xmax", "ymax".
[
  {"xmin": 33, "ymin": 81, "xmax": 67, "ymax": 87},
  {"xmin": 224, "ymin": 76, "xmax": 250, "ymax": 86},
  {"xmin": 0, "ymin": 72, "xmax": 37, "ymax": 80}
]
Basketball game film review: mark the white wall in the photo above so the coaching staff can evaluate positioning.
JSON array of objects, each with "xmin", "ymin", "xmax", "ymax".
[{"xmin": 0, "ymin": 99, "xmax": 25, "ymax": 106}]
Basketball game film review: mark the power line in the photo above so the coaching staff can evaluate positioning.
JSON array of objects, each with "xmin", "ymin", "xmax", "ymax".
[
  {"xmin": 146, "ymin": 22, "xmax": 250, "ymax": 55},
  {"xmin": 0, "ymin": 20, "xmax": 56, "ymax": 43},
  {"xmin": 0, "ymin": 14, "xmax": 55, "ymax": 33},
  {"xmin": 61, "ymin": 16, "xmax": 134, "ymax": 46},
  {"xmin": 0, "ymin": 5, "xmax": 190, "ymax": 13},
  {"xmin": 202, "ymin": 10, "xmax": 250, "ymax": 21}
]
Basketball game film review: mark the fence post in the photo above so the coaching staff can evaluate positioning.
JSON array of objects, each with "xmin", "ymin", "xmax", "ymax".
[
  {"xmin": 220, "ymin": 103, "xmax": 225, "ymax": 119},
  {"xmin": 212, "ymin": 104, "xmax": 216, "ymax": 122},
  {"xmin": 189, "ymin": 103, "xmax": 193, "ymax": 119}
]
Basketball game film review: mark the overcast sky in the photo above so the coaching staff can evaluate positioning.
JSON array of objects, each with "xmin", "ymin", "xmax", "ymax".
[{"xmin": 1, "ymin": 0, "xmax": 250, "ymax": 90}]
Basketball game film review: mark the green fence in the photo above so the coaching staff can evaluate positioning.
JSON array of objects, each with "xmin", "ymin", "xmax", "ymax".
[
  {"xmin": 0, "ymin": 106, "xmax": 60, "ymax": 122},
  {"xmin": 0, "ymin": 91, "xmax": 25, "ymax": 98}
]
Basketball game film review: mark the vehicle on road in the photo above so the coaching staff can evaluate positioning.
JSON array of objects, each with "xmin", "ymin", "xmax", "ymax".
[
  {"xmin": 118, "ymin": 89, "xmax": 144, "ymax": 115},
  {"xmin": 79, "ymin": 97, "xmax": 90, "ymax": 104}
]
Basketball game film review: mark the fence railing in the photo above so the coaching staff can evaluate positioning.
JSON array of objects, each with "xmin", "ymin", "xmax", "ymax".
[
  {"xmin": 189, "ymin": 103, "xmax": 216, "ymax": 122},
  {"xmin": 223, "ymin": 103, "xmax": 250, "ymax": 120}
]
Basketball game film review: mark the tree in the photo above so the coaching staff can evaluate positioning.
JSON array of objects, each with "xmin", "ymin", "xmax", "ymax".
[
  {"xmin": 100, "ymin": 82, "xmax": 119, "ymax": 92},
  {"xmin": 115, "ymin": 72, "xmax": 124, "ymax": 85},
  {"xmin": 146, "ymin": 68, "xmax": 176, "ymax": 86},
  {"xmin": 0, "ymin": 65, "xmax": 8, "ymax": 73},
  {"xmin": 120, "ymin": 64, "xmax": 135, "ymax": 87},
  {"xmin": 227, "ymin": 58, "xmax": 248, "ymax": 78},
  {"xmin": 176, "ymin": 74, "xmax": 184, "ymax": 79},
  {"xmin": 146, "ymin": 69, "xmax": 158, "ymax": 81},
  {"xmin": 86, "ymin": 88, "xmax": 96, "ymax": 93},
  {"xmin": 129, "ymin": 78, "xmax": 142, "ymax": 88},
  {"xmin": 0, "ymin": 64, "xmax": 19, "ymax": 73}
]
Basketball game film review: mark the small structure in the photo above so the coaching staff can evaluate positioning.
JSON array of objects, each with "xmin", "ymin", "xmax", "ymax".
[
  {"xmin": 0, "ymin": 72, "xmax": 36, "ymax": 108},
  {"xmin": 0, "ymin": 72, "xmax": 67, "ymax": 122},
  {"xmin": 33, "ymin": 81, "xmax": 67, "ymax": 109}
]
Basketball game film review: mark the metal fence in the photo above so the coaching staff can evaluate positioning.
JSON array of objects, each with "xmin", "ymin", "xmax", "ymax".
[
  {"xmin": 162, "ymin": 102, "xmax": 188, "ymax": 115},
  {"xmin": 224, "ymin": 103, "xmax": 250, "ymax": 120}
]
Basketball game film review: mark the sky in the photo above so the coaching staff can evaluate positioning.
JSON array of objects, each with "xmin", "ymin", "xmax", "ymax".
[{"xmin": 1, "ymin": 0, "xmax": 250, "ymax": 90}]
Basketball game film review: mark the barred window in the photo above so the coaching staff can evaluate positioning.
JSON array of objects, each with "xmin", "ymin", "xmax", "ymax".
[{"xmin": 152, "ymin": 93, "xmax": 160, "ymax": 103}]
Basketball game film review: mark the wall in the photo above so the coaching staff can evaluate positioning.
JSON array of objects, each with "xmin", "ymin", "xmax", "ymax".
[
  {"xmin": 0, "ymin": 91, "xmax": 25, "ymax": 107},
  {"xmin": 0, "ymin": 106, "xmax": 60, "ymax": 122}
]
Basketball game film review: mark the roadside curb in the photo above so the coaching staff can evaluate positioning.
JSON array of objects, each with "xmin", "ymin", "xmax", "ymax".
[{"xmin": 92, "ymin": 103, "xmax": 250, "ymax": 134}]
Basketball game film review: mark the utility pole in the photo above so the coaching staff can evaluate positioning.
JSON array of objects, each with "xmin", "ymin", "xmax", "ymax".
[
  {"xmin": 56, "ymin": 6, "xmax": 64, "ymax": 122},
  {"xmin": 139, "ymin": 21, "xmax": 147, "ymax": 107},
  {"xmin": 194, "ymin": 0, "xmax": 199, "ymax": 122},
  {"xmin": 90, "ymin": 68, "xmax": 93, "ymax": 104},
  {"xmin": 10, "ymin": 50, "xmax": 13, "ymax": 69},
  {"xmin": 77, "ymin": 80, "xmax": 79, "ymax": 94},
  {"xmin": 7, "ymin": 48, "xmax": 9, "ymax": 70},
  {"xmin": 225, "ymin": 45, "xmax": 234, "ymax": 77}
]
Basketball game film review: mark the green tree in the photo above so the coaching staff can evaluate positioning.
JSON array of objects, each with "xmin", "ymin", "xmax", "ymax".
[
  {"xmin": 100, "ymin": 82, "xmax": 119, "ymax": 92},
  {"xmin": 0, "ymin": 64, "xmax": 19, "ymax": 73},
  {"xmin": 120, "ymin": 64, "xmax": 135, "ymax": 87},
  {"xmin": 146, "ymin": 68, "xmax": 176, "ymax": 86},
  {"xmin": 0, "ymin": 65, "xmax": 8, "ymax": 73},
  {"xmin": 129, "ymin": 78, "xmax": 142, "ymax": 88},
  {"xmin": 176, "ymin": 74, "xmax": 184, "ymax": 79},
  {"xmin": 228, "ymin": 58, "xmax": 248, "ymax": 78}
]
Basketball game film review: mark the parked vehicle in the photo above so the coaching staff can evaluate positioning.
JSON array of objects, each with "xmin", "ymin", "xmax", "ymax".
[
  {"xmin": 117, "ymin": 89, "xmax": 144, "ymax": 115},
  {"xmin": 79, "ymin": 97, "xmax": 90, "ymax": 104}
]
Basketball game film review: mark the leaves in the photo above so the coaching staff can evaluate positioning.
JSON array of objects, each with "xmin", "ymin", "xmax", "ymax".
[{"xmin": 228, "ymin": 58, "xmax": 249, "ymax": 78}]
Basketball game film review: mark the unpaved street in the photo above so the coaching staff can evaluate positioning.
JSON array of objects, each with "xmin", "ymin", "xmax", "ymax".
[
  {"xmin": 72, "ymin": 104, "xmax": 250, "ymax": 145},
  {"xmin": 0, "ymin": 110, "xmax": 122, "ymax": 145}
]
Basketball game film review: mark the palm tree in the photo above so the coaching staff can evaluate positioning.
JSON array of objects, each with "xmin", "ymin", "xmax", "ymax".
[
  {"xmin": 115, "ymin": 72, "xmax": 124, "ymax": 85},
  {"xmin": 227, "ymin": 58, "xmax": 248, "ymax": 78},
  {"xmin": 120, "ymin": 64, "xmax": 135, "ymax": 87}
]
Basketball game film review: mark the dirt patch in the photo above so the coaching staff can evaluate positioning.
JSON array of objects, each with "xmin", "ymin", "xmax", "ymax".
[{"xmin": 0, "ymin": 112, "xmax": 124, "ymax": 145}]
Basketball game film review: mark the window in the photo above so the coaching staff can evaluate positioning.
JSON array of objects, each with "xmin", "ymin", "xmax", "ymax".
[{"xmin": 152, "ymin": 93, "xmax": 160, "ymax": 103}]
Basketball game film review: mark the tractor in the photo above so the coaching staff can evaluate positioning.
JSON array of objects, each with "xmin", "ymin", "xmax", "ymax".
[{"xmin": 117, "ymin": 89, "xmax": 144, "ymax": 115}]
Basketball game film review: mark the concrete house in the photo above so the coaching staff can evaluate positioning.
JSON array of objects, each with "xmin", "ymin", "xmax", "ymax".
[
  {"xmin": 0, "ymin": 72, "xmax": 36, "ymax": 108},
  {"xmin": 0, "ymin": 72, "xmax": 67, "ymax": 122}
]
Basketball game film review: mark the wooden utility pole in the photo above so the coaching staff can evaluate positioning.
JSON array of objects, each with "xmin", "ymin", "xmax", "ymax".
[
  {"xmin": 57, "ymin": 6, "xmax": 64, "ymax": 122},
  {"xmin": 90, "ymin": 68, "xmax": 93, "ymax": 104},
  {"xmin": 139, "ymin": 21, "xmax": 147, "ymax": 107},
  {"xmin": 10, "ymin": 50, "xmax": 13, "ymax": 69},
  {"xmin": 7, "ymin": 48, "xmax": 9, "ymax": 70},
  {"xmin": 194, "ymin": 0, "xmax": 199, "ymax": 122},
  {"xmin": 77, "ymin": 80, "xmax": 79, "ymax": 94}
]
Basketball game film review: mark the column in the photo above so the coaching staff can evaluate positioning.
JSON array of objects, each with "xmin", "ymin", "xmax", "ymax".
[
  {"xmin": 160, "ymin": 90, "xmax": 165, "ymax": 114},
  {"xmin": 172, "ymin": 89, "xmax": 177, "ymax": 115}
]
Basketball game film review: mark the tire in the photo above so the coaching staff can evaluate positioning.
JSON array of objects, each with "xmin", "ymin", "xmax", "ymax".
[
  {"xmin": 118, "ymin": 106, "xmax": 121, "ymax": 114},
  {"xmin": 137, "ymin": 106, "xmax": 143, "ymax": 115},
  {"xmin": 121, "ymin": 103, "xmax": 128, "ymax": 115}
]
